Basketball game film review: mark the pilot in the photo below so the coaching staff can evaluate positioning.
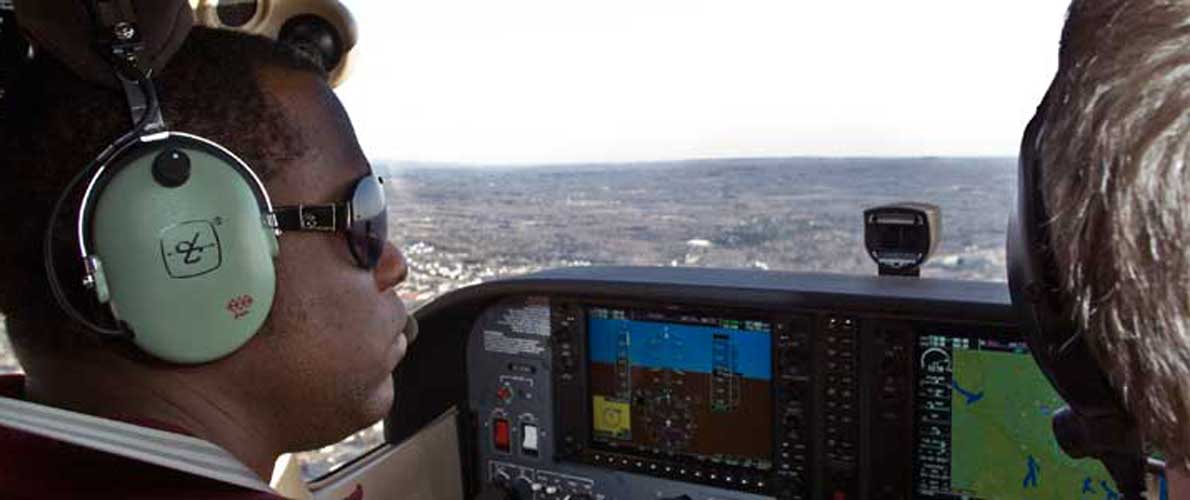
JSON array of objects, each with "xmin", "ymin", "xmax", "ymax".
[
  {"xmin": 0, "ymin": 1, "xmax": 412, "ymax": 497},
  {"xmin": 1022, "ymin": 0, "xmax": 1190, "ymax": 493}
]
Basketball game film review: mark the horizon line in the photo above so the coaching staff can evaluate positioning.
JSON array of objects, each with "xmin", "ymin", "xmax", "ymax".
[{"xmin": 373, "ymin": 154, "xmax": 1018, "ymax": 171}]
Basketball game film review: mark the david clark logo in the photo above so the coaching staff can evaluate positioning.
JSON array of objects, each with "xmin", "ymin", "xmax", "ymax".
[{"xmin": 160, "ymin": 220, "xmax": 223, "ymax": 279}]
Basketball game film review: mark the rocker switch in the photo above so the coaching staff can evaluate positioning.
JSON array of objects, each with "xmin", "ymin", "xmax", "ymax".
[
  {"xmin": 493, "ymin": 418, "xmax": 510, "ymax": 452},
  {"xmin": 521, "ymin": 423, "xmax": 539, "ymax": 456}
]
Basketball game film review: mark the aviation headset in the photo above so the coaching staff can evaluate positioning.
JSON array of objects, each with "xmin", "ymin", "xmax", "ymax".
[
  {"xmin": 31, "ymin": 0, "xmax": 280, "ymax": 364},
  {"xmin": 1006, "ymin": 91, "xmax": 1149, "ymax": 496}
]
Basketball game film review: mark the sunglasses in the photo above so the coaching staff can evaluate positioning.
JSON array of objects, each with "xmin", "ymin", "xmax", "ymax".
[{"xmin": 273, "ymin": 174, "xmax": 388, "ymax": 269}]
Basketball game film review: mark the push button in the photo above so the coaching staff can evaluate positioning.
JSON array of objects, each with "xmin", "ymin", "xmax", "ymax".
[
  {"xmin": 494, "ymin": 418, "xmax": 510, "ymax": 452},
  {"xmin": 496, "ymin": 384, "xmax": 514, "ymax": 404}
]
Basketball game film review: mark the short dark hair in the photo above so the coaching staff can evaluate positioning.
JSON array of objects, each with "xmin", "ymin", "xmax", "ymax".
[
  {"xmin": 0, "ymin": 27, "xmax": 323, "ymax": 360},
  {"xmin": 1030, "ymin": 0, "xmax": 1190, "ymax": 459}
]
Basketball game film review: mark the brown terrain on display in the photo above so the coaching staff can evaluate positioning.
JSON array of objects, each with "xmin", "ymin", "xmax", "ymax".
[{"xmin": 589, "ymin": 362, "xmax": 772, "ymax": 464}]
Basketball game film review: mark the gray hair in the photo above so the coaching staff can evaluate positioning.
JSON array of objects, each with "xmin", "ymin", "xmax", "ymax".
[{"xmin": 1033, "ymin": 0, "xmax": 1190, "ymax": 459}]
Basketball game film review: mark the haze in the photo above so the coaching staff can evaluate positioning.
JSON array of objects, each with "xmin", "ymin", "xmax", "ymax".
[{"xmin": 337, "ymin": 1, "xmax": 1070, "ymax": 165}]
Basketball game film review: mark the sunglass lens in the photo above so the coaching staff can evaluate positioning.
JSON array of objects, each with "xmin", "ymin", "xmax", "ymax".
[
  {"xmin": 349, "ymin": 175, "xmax": 388, "ymax": 269},
  {"xmin": 349, "ymin": 210, "xmax": 387, "ymax": 269}
]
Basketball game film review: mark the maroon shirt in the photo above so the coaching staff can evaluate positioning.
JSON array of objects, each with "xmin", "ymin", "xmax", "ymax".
[{"xmin": 0, "ymin": 374, "xmax": 287, "ymax": 499}]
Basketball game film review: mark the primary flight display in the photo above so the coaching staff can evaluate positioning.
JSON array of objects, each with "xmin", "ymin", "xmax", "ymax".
[{"xmin": 587, "ymin": 307, "xmax": 774, "ymax": 472}]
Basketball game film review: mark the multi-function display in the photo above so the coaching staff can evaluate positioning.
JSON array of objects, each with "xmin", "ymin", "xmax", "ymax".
[{"xmin": 913, "ymin": 332, "xmax": 1114, "ymax": 499}]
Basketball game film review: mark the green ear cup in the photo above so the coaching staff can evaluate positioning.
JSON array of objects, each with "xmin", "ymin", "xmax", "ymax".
[{"xmin": 88, "ymin": 135, "xmax": 277, "ymax": 364}]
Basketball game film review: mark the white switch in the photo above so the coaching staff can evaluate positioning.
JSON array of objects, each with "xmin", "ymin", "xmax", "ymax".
[{"xmin": 521, "ymin": 423, "xmax": 539, "ymax": 455}]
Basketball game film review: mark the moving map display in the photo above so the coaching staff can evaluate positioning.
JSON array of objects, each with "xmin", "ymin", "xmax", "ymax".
[
  {"xmin": 914, "ymin": 333, "xmax": 1114, "ymax": 499},
  {"xmin": 586, "ymin": 307, "xmax": 772, "ymax": 471}
]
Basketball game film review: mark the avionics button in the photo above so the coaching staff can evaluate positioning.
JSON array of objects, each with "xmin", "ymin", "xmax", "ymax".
[
  {"xmin": 494, "ymin": 419, "xmax": 510, "ymax": 452},
  {"xmin": 496, "ymin": 384, "xmax": 514, "ymax": 403},
  {"xmin": 521, "ymin": 423, "xmax": 539, "ymax": 456}
]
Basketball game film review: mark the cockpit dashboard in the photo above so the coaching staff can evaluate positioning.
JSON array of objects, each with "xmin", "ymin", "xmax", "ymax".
[{"xmin": 387, "ymin": 266, "xmax": 1115, "ymax": 500}]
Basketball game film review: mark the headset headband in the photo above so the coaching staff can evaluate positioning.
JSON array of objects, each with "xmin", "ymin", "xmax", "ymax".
[{"xmin": 13, "ymin": 0, "xmax": 192, "ymax": 90}]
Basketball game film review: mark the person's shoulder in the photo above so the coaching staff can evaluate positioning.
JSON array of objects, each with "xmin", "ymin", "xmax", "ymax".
[
  {"xmin": 0, "ymin": 417, "xmax": 284, "ymax": 499},
  {"xmin": 0, "ymin": 375, "xmax": 285, "ymax": 499}
]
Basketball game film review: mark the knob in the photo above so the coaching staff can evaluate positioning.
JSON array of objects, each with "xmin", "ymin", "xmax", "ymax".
[
  {"xmin": 563, "ymin": 494, "xmax": 593, "ymax": 500},
  {"xmin": 152, "ymin": 149, "xmax": 191, "ymax": 188},
  {"xmin": 512, "ymin": 477, "xmax": 538, "ymax": 500},
  {"xmin": 476, "ymin": 484, "xmax": 516, "ymax": 500}
]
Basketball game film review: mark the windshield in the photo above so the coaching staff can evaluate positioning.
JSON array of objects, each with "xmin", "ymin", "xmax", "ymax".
[{"xmin": 332, "ymin": 1, "xmax": 1069, "ymax": 310}]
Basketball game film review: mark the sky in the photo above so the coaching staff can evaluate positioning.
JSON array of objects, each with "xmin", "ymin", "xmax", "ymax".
[{"xmin": 335, "ymin": 1, "xmax": 1072, "ymax": 165}]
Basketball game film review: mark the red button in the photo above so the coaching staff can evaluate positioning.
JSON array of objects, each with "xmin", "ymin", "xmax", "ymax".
[
  {"xmin": 494, "ymin": 419, "xmax": 510, "ymax": 452},
  {"xmin": 833, "ymin": 491, "xmax": 846, "ymax": 500}
]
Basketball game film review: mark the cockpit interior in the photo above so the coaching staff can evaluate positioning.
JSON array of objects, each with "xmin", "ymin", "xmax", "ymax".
[{"xmin": 0, "ymin": 0, "xmax": 1171, "ymax": 499}]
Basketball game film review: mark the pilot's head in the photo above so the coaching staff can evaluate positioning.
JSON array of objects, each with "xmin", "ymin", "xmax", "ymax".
[
  {"xmin": 0, "ymin": 16, "xmax": 409, "ymax": 476},
  {"xmin": 1026, "ymin": 0, "xmax": 1190, "ymax": 460}
]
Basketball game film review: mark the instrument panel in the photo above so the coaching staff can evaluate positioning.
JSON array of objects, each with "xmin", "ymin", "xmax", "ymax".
[{"xmin": 388, "ymin": 266, "xmax": 1115, "ymax": 500}]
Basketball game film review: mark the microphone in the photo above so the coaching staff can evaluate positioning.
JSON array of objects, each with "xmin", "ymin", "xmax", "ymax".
[{"xmin": 1052, "ymin": 406, "xmax": 1151, "ymax": 499}]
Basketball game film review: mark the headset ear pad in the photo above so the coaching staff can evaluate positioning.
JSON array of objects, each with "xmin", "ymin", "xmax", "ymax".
[{"xmin": 88, "ymin": 135, "xmax": 279, "ymax": 363}]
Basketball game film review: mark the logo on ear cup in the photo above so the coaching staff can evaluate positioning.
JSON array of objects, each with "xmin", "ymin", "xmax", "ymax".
[
  {"xmin": 159, "ymin": 220, "xmax": 223, "ymax": 278},
  {"xmin": 226, "ymin": 294, "xmax": 255, "ymax": 320}
]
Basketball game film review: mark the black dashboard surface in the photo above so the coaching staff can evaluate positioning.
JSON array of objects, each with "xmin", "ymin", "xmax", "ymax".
[{"xmin": 405, "ymin": 266, "xmax": 1010, "ymax": 323}]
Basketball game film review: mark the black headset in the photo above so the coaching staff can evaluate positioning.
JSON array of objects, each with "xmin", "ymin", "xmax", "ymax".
[
  {"xmin": 1006, "ymin": 90, "xmax": 1151, "ymax": 497},
  {"xmin": 0, "ymin": 2, "xmax": 32, "ymax": 115}
]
